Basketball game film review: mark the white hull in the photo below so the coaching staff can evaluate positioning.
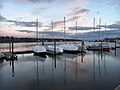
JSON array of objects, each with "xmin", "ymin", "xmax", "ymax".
[
  {"xmin": 46, "ymin": 45, "xmax": 63, "ymax": 55},
  {"xmin": 58, "ymin": 44, "xmax": 79, "ymax": 54},
  {"xmin": 33, "ymin": 45, "xmax": 47, "ymax": 57}
]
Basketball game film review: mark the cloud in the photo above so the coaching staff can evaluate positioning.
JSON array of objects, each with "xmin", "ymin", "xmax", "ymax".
[
  {"xmin": 68, "ymin": 8, "xmax": 90, "ymax": 16},
  {"xmin": 110, "ymin": 0, "xmax": 120, "ymax": 9},
  {"xmin": 30, "ymin": 7, "xmax": 49, "ymax": 16},
  {"xmin": 7, "ymin": 20, "xmax": 42, "ymax": 27},
  {"xmin": 13, "ymin": 0, "xmax": 55, "ymax": 4},
  {"xmin": 14, "ymin": 0, "xmax": 84, "ymax": 4},
  {"xmin": 70, "ymin": 21, "xmax": 120, "ymax": 31},
  {"xmin": 0, "ymin": 3, "xmax": 2, "ymax": 9},
  {"xmin": 67, "ymin": 16, "xmax": 81, "ymax": 22},
  {"xmin": 28, "ymin": 0, "xmax": 54, "ymax": 3},
  {"xmin": 69, "ymin": 21, "xmax": 120, "ymax": 31},
  {"xmin": 99, "ymin": 21, "xmax": 120, "ymax": 29},
  {"xmin": 0, "ymin": 0, "xmax": 3, "ymax": 9},
  {"xmin": 69, "ymin": 26, "xmax": 99, "ymax": 31},
  {"xmin": 53, "ymin": 20, "xmax": 64, "ymax": 28},
  {"xmin": 16, "ymin": 30, "xmax": 34, "ymax": 33},
  {"xmin": 66, "ymin": 8, "xmax": 89, "ymax": 22},
  {"xmin": 107, "ymin": 21, "xmax": 120, "ymax": 29},
  {"xmin": 77, "ymin": 29, "xmax": 120, "ymax": 40},
  {"xmin": 71, "ymin": 7, "xmax": 80, "ymax": 12},
  {"xmin": 16, "ymin": 29, "xmax": 65, "ymax": 38},
  {"xmin": 15, "ymin": 27, "xmax": 120, "ymax": 39},
  {"xmin": 0, "ymin": 14, "xmax": 6, "ymax": 21},
  {"xmin": 46, "ymin": 16, "xmax": 81, "ymax": 30},
  {"xmin": 42, "ymin": 31, "xmax": 72, "ymax": 38},
  {"xmin": 44, "ymin": 16, "xmax": 82, "ymax": 30},
  {"xmin": 34, "ymin": 20, "xmax": 64, "ymax": 32},
  {"xmin": 15, "ymin": 24, "xmax": 120, "ymax": 39},
  {"xmin": 41, "ymin": 31, "xmax": 63, "ymax": 35},
  {"xmin": 0, "ymin": 14, "xmax": 43, "ymax": 27}
]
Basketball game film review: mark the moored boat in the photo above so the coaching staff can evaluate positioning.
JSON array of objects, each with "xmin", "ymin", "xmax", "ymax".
[
  {"xmin": 46, "ymin": 21, "xmax": 63, "ymax": 55},
  {"xmin": 58, "ymin": 44, "xmax": 79, "ymax": 54},
  {"xmin": 86, "ymin": 43, "xmax": 110, "ymax": 52},
  {"xmin": 33, "ymin": 18, "xmax": 47, "ymax": 58},
  {"xmin": 33, "ymin": 45, "xmax": 47, "ymax": 58},
  {"xmin": 46, "ymin": 45, "xmax": 63, "ymax": 55},
  {"xmin": 58, "ymin": 17, "xmax": 79, "ymax": 54}
]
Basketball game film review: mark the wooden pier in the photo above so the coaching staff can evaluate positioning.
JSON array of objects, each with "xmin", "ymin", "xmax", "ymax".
[{"xmin": 13, "ymin": 50, "xmax": 34, "ymax": 54}]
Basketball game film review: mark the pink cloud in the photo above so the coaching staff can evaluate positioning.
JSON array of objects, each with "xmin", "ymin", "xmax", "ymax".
[
  {"xmin": 67, "ymin": 16, "xmax": 82, "ymax": 22},
  {"xmin": 68, "ymin": 8, "xmax": 90, "ymax": 16},
  {"xmin": 44, "ymin": 16, "xmax": 82, "ymax": 31},
  {"xmin": 0, "ymin": 29, "xmax": 34, "ymax": 37},
  {"xmin": 53, "ymin": 20, "xmax": 64, "ymax": 28}
]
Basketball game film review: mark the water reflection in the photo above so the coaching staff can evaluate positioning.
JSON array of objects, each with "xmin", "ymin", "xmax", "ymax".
[
  {"xmin": 92, "ymin": 51, "xmax": 108, "ymax": 80},
  {"xmin": 35, "ymin": 56, "xmax": 46, "ymax": 87},
  {"xmin": 8, "ymin": 58, "xmax": 18, "ymax": 77},
  {"xmin": 33, "ymin": 55, "xmax": 46, "ymax": 62},
  {"xmin": 0, "ymin": 45, "xmax": 120, "ymax": 90},
  {"xmin": 79, "ymin": 52, "xmax": 86, "ymax": 63},
  {"xmin": 63, "ymin": 53, "xmax": 78, "ymax": 59},
  {"xmin": 0, "ymin": 58, "xmax": 4, "ymax": 64},
  {"xmin": 11, "ymin": 60, "xmax": 15, "ymax": 77}
]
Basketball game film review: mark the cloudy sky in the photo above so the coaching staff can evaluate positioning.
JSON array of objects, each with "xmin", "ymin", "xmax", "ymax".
[{"xmin": 0, "ymin": 0, "xmax": 120, "ymax": 39}]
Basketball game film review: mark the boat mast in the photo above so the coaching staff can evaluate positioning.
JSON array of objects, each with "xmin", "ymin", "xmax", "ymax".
[
  {"xmin": 98, "ymin": 18, "xmax": 101, "ymax": 40},
  {"xmin": 93, "ymin": 18, "xmax": 95, "ymax": 43},
  {"xmin": 76, "ymin": 21, "xmax": 78, "ymax": 39},
  {"xmin": 52, "ymin": 20, "xmax": 54, "ymax": 43},
  {"xmin": 104, "ymin": 23, "xmax": 106, "ymax": 38},
  {"xmin": 93, "ymin": 18, "xmax": 95, "ymax": 31},
  {"xmin": 36, "ymin": 18, "xmax": 39, "ymax": 45},
  {"xmin": 64, "ymin": 17, "xmax": 66, "ymax": 44}
]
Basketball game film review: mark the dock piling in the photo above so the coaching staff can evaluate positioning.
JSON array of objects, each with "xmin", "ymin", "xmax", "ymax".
[
  {"xmin": 42, "ymin": 39, "xmax": 44, "ymax": 46},
  {"xmin": 9, "ymin": 37, "xmax": 11, "ymax": 52},
  {"xmin": 81, "ymin": 41, "xmax": 84, "ymax": 52},
  {"xmin": 11, "ymin": 36, "xmax": 14, "ymax": 60}
]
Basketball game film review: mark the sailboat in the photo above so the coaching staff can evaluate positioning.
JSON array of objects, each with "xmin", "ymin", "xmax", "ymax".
[
  {"xmin": 75, "ymin": 21, "xmax": 86, "ymax": 53},
  {"xmin": 86, "ymin": 43, "xmax": 110, "ymax": 52},
  {"xmin": 58, "ymin": 17, "xmax": 79, "ymax": 54},
  {"xmin": 33, "ymin": 19, "xmax": 47, "ymax": 57},
  {"xmin": 47, "ymin": 45, "xmax": 63, "ymax": 55},
  {"xmin": 46, "ymin": 20, "xmax": 63, "ymax": 55},
  {"xmin": 86, "ymin": 18, "xmax": 110, "ymax": 52}
]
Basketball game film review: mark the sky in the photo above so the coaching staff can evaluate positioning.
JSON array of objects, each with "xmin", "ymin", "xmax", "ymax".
[{"xmin": 0, "ymin": 0, "xmax": 120, "ymax": 39}]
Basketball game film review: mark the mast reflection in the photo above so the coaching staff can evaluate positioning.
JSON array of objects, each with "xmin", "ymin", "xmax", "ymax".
[{"xmin": 92, "ymin": 51, "xmax": 108, "ymax": 80}]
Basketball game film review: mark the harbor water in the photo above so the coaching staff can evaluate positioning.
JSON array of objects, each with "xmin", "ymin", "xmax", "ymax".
[{"xmin": 0, "ymin": 42, "xmax": 120, "ymax": 90}]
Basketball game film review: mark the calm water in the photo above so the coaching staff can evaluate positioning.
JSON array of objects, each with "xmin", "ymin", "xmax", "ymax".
[{"xmin": 0, "ymin": 42, "xmax": 120, "ymax": 90}]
